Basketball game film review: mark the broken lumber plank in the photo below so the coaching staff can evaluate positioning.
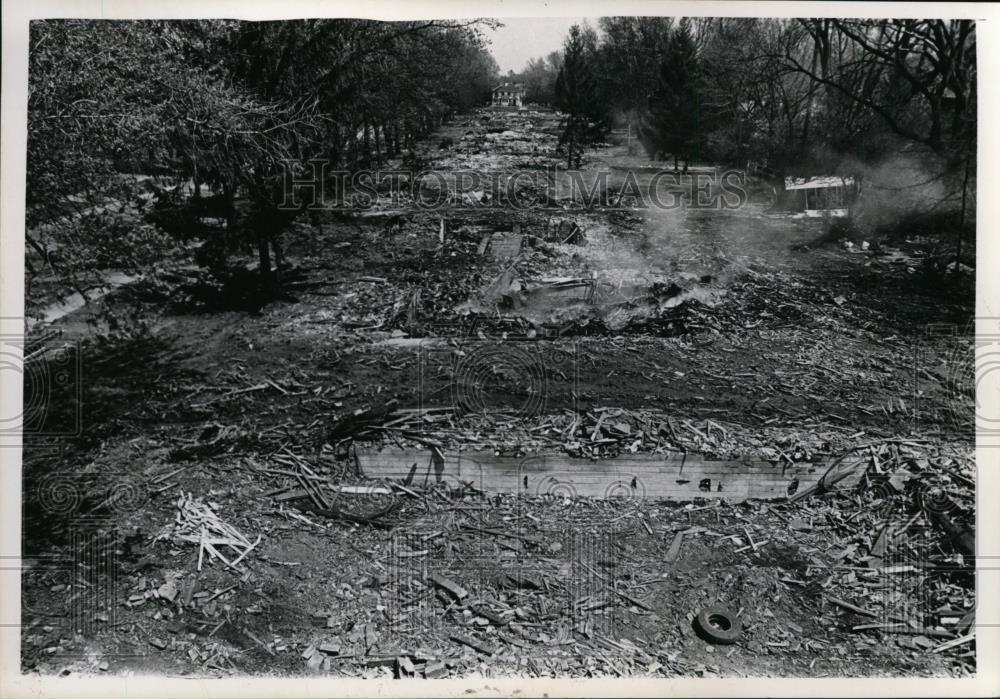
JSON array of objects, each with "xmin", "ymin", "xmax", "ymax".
[
  {"xmin": 428, "ymin": 573, "xmax": 468, "ymax": 600},
  {"xmin": 614, "ymin": 589, "xmax": 654, "ymax": 612},
  {"xmin": 665, "ymin": 531, "xmax": 685, "ymax": 563},
  {"xmin": 931, "ymin": 632, "xmax": 975, "ymax": 653},
  {"xmin": 397, "ymin": 655, "xmax": 416, "ymax": 676},
  {"xmin": 826, "ymin": 595, "xmax": 878, "ymax": 618},
  {"xmin": 354, "ymin": 448, "xmax": 831, "ymax": 501},
  {"xmin": 498, "ymin": 572, "xmax": 543, "ymax": 590},
  {"xmin": 459, "ymin": 524, "xmax": 545, "ymax": 546},
  {"xmin": 332, "ymin": 485, "xmax": 393, "ymax": 495},
  {"xmin": 424, "ymin": 660, "xmax": 448, "ymax": 678},
  {"xmin": 449, "ymin": 633, "xmax": 497, "ymax": 656},
  {"xmin": 789, "ymin": 453, "xmax": 867, "ymax": 501},
  {"xmin": 956, "ymin": 608, "xmax": 976, "ymax": 634},
  {"xmin": 851, "ymin": 623, "xmax": 953, "ymax": 638},
  {"xmin": 468, "ymin": 603, "xmax": 509, "ymax": 626}
]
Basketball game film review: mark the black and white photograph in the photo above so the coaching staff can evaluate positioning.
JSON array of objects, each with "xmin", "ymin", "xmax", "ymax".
[{"xmin": 0, "ymin": 1, "xmax": 995, "ymax": 694}]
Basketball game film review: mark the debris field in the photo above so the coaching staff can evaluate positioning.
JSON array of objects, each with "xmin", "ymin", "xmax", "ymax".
[{"xmin": 21, "ymin": 106, "xmax": 975, "ymax": 678}]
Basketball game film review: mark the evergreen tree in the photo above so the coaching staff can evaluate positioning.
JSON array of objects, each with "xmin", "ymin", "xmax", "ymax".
[
  {"xmin": 554, "ymin": 24, "xmax": 606, "ymax": 168},
  {"xmin": 640, "ymin": 18, "xmax": 704, "ymax": 171}
]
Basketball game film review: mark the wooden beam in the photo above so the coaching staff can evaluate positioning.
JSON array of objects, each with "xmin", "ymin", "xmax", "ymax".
[{"xmin": 353, "ymin": 448, "xmax": 862, "ymax": 502}]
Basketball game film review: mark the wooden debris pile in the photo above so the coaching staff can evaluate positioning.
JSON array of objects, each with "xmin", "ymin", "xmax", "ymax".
[
  {"xmin": 351, "ymin": 405, "xmax": 889, "ymax": 461},
  {"xmin": 784, "ymin": 442, "xmax": 975, "ymax": 666},
  {"xmin": 154, "ymin": 493, "xmax": 261, "ymax": 572},
  {"xmin": 268, "ymin": 458, "xmax": 976, "ymax": 678}
]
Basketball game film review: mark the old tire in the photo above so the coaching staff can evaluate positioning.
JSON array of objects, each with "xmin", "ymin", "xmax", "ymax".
[{"xmin": 694, "ymin": 607, "xmax": 742, "ymax": 645}]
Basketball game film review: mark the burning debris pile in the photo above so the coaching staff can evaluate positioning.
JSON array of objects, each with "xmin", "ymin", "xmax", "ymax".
[{"xmin": 453, "ymin": 255, "xmax": 833, "ymax": 339}]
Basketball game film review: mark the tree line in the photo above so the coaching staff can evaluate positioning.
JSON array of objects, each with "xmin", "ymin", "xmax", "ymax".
[
  {"xmin": 543, "ymin": 17, "xmax": 975, "ymax": 218},
  {"xmin": 25, "ymin": 17, "xmax": 977, "ymax": 312},
  {"xmin": 26, "ymin": 19, "xmax": 500, "ymax": 304}
]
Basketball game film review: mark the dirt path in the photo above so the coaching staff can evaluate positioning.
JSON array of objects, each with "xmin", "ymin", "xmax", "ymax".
[{"xmin": 21, "ymin": 106, "xmax": 975, "ymax": 678}]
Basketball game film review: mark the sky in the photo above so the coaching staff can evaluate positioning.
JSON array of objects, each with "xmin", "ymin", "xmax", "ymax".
[{"xmin": 483, "ymin": 17, "xmax": 592, "ymax": 74}]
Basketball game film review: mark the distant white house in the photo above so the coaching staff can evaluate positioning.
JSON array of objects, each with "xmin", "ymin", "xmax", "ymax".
[
  {"xmin": 781, "ymin": 175, "xmax": 856, "ymax": 217},
  {"xmin": 492, "ymin": 82, "xmax": 525, "ymax": 108}
]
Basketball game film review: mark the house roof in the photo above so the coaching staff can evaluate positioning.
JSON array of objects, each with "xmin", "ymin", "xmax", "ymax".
[
  {"xmin": 785, "ymin": 175, "xmax": 855, "ymax": 190},
  {"xmin": 493, "ymin": 82, "xmax": 525, "ymax": 93}
]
